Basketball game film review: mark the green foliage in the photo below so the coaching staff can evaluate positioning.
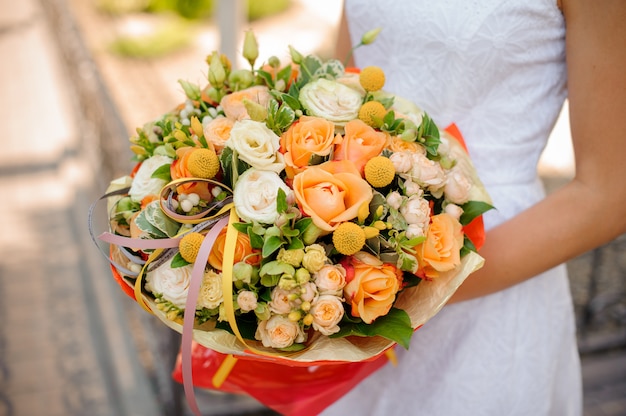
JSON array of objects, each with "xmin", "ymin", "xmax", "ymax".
[{"xmin": 331, "ymin": 307, "xmax": 414, "ymax": 349}]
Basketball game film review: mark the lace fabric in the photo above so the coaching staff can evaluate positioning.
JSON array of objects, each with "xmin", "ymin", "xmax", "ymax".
[{"xmin": 322, "ymin": 1, "xmax": 581, "ymax": 415}]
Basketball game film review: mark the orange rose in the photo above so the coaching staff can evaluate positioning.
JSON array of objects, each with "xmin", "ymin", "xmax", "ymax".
[
  {"xmin": 220, "ymin": 85, "xmax": 271, "ymax": 121},
  {"xmin": 203, "ymin": 116, "xmax": 234, "ymax": 154},
  {"xmin": 280, "ymin": 116, "xmax": 340, "ymax": 178},
  {"xmin": 208, "ymin": 228, "xmax": 260, "ymax": 270},
  {"xmin": 292, "ymin": 160, "xmax": 373, "ymax": 232},
  {"xmin": 343, "ymin": 252, "xmax": 403, "ymax": 324},
  {"xmin": 170, "ymin": 147, "xmax": 214, "ymax": 201},
  {"xmin": 415, "ymin": 213, "xmax": 464, "ymax": 280},
  {"xmin": 334, "ymin": 119, "xmax": 389, "ymax": 173}
]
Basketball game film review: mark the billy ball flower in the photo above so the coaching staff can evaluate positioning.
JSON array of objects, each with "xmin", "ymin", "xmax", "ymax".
[
  {"xmin": 364, "ymin": 156, "xmax": 396, "ymax": 188},
  {"xmin": 187, "ymin": 148, "xmax": 220, "ymax": 179},
  {"xmin": 179, "ymin": 232, "xmax": 204, "ymax": 263},
  {"xmin": 332, "ymin": 222, "xmax": 366, "ymax": 256},
  {"xmin": 359, "ymin": 66, "xmax": 385, "ymax": 92},
  {"xmin": 358, "ymin": 100, "xmax": 387, "ymax": 128}
]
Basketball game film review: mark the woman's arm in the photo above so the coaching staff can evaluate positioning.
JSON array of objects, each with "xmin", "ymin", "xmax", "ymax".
[
  {"xmin": 449, "ymin": 0, "xmax": 626, "ymax": 302},
  {"xmin": 335, "ymin": 8, "xmax": 355, "ymax": 67}
]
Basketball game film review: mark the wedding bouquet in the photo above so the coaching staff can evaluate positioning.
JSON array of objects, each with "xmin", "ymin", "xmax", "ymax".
[{"xmin": 92, "ymin": 29, "xmax": 492, "ymax": 414}]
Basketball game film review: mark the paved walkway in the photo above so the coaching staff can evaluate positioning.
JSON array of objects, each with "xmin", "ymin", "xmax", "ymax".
[{"xmin": 0, "ymin": 0, "xmax": 624, "ymax": 415}]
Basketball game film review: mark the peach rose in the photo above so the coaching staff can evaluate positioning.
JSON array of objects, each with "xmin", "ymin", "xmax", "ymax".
[
  {"xmin": 220, "ymin": 85, "xmax": 271, "ymax": 121},
  {"xmin": 343, "ymin": 252, "xmax": 403, "ymax": 324},
  {"xmin": 333, "ymin": 119, "xmax": 388, "ymax": 173},
  {"xmin": 309, "ymin": 295, "xmax": 344, "ymax": 335},
  {"xmin": 280, "ymin": 116, "xmax": 340, "ymax": 178},
  {"xmin": 203, "ymin": 116, "xmax": 234, "ymax": 154},
  {"xmin": 292, "ymin": 160, "xmax": 373, "ymax": 232},
  {"xmin": 314, "ymin": 264, "xmax": 346, "ymax": 296},
  {"xmin": 415, "ymin": 213, "xmax": 464, "ymax": 280},
  {"xmin": 255, "ymin": 315, "xmax": 305, "ymax": 349},
  {"xmin": 170, "ymin": 147, "xmax": 214, "ymax": 201},
  {"xmin": 386, "ymin": 137, "xmax": 424, "ymax": 154},
  {"xmin": 208, "ymin": 228, "xmax": 260, "ymax": 271}
]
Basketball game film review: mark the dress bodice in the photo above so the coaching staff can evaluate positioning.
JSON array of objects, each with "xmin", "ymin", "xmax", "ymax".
[{"xmin": 347, "ymin": 0, "xmax": 567, "ymax": 226}]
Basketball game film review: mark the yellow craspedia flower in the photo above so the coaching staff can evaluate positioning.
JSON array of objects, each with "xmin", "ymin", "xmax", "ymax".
[
  {"xmin": 187, "ymin": 148, "xmax": 220, "ymax": 179},
  {"xmin": 358, "ymin": 101, "xmax": 387, "ymax": 128},
  {"xmin": 359, "ymin": 66, "xmax": 385, "ymax": 92},
  {"xmin": 179, "ymin": 232, "xmax": 204, "ymax": 263},
  {"xmin": 332, "ymin": 222, "xmax": 366, "ymax": 256},
  {"xmin": 364, "ymin": 156, "xmax": 396, "ymax": 188}
]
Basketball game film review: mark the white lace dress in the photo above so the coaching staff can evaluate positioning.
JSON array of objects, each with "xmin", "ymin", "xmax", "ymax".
[{"xmin": 323, "ymin": 1, "xmax": 582, "ymax": 415}]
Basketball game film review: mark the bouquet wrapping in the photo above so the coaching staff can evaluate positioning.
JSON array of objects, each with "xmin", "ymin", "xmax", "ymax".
[{"xmin": 91, "ymin": 30, "xmax": 492, "ymax": 415}]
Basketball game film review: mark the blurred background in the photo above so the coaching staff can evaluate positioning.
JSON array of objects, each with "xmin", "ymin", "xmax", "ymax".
[{"xmin": 1, "ymin": 0, "xmax": 624, "ymax": 415}]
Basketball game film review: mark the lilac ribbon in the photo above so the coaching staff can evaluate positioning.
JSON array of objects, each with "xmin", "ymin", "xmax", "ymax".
[
  {"xmin": 98, "ymin": 232, "xmax": 181, "ymax": 249},
  {"xmin": 181, "ymin": 216, "xmax": 229, "ymax": 416}
]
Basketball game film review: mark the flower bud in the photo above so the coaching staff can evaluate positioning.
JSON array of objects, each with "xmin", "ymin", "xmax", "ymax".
[
  {"xmin": 233, "ymin": 262, "xmax": 253, "ymax": 283},
  {"xmin": 178, "ymin": 79, "xmax": 201, "ymax": 101},
  {"xmin": 301, "ymin": 301, "xmax": 311, "ymax": 312},
  {"xmin": 268, "ymin": 56, "xmax": 280, "ymax": 68},
  {"xmin": 228, "ymin": 69, "xmax": 254, "ymax": 91},
  {"xmin": 302, "ymin": 313, "xmax": 314, "ymax": 326},
  {"xmin": 190, "ymin": 116, "xmax": 204, "ymax": 138},
  {"xmin": 288, "ymin": 45, "xmax": 303, "ymax": 65},
  {"xmin": 242, "ymin": 98, "xmax": 268, "ymax": 122},
  {"xmin": 295, "ymin": 268, "xmax": 311, "ymax": 284},
  {"xmin": 208, "ymin": 52, "xmax": 226, "ymax": 88},
  {"xmin": 243, "ymin": 30, "xmax": 259, "ymax": 68},
  {"xmin": 288, "ymin": 310, "xmax": 302, "ymax": 322},
  {"xmin": 254, "ymin": 302, "xmax": 271, "ymax": 321},
  {"xmin": 280, "ymin": 275, "xmax": 298, "ymax": 291},
  {"xmin": 361, "ymin": 27, "xmax": 382, "ymax": 45}
]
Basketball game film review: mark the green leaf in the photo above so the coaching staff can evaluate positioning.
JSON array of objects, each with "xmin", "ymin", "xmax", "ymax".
[
  {"xmin": 171, "ymin": 252, "xmax": 191, "ymax": 268},
  {"xmin": 331, "ymin": 307, "xmax": 414, "ymax": 349},
  {"xmin": 259, "ymin": 260, "xmax": 295, "ymax": 278},
  {"xmin": 459, "ymin": 201, "xmax": 494, "ymax": 225},
  {"xmin": 280, "ymin": 92, "xmax": 301, "ymax": 111},
  {"xmin": 262, "ymin": 235, "xmax": 284, "ymax": 257},
  {"xmin": 232, "ymin": 222, "xmax": 251, "ymax": 234},
  {"xmin": 215, "ymin": 312, "xmax": 257, "ymax": 340},
  {"xmin": 276, "ymin": 188, "xmax": 288, "ymax": 214},
  {"xmin": 150, "ymin": 164, "xmax": 172, "ymax": 181},
  {"xmin": 248, "ymin": 228, "xmax": 264, "ymax": 249},
  {"xmin": 256, "ymin": 69, "xmax": 274, "ymax": 88},
  {"xmin": 277, "ymin": 64, "xmax": 293, "ymax": 85},
  {"xmin": 286, "ymin": 238, "xmax": 304, "ymax": 250}
]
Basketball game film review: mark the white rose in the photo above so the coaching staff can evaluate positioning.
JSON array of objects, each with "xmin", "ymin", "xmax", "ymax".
[
  {"xmin": 145, "ymin": 260, "xmax": 193, "ymax": 309},
  {"xmin": 314, "ymin": 264, "xmax": 346, "ymax": 296},
  {"xmin": 407, "ymin": 153, "xmax": 446, "ymax": 190},
  {"xmin": 444, "ymin": 203, "xmax": 464, "ymax": 220},
  {"xmin": 299, "ymin": 78, "xmax": 363, "ymax": 125},
  {"xmin": 128, "ymin": 155, "xmax": 173, "ymax": 202},
  {"xmin": 269, "ymin": 287, "xmax": 296, "ymax": 315},
  {"xmin": 255, "ymin": 315, "xmax": 305, "ymax": 348},
  {"xmin": 389, "ymin": 151, "xmax": 412, "ymax": 174},
  {"xmin": 310, "ymin": 295, "xmax": 344, "ymax": 336},
  {"xmin": 197, "ymin": 269, "xmax": 223, "ymax": 310},
  {"xmin": 236, "ymin": 290, "xmax": 258, "ymax": 312},
  {"xmin": 444, "ymin": 168, "xmax": 472, "ymax": 205},
  {"xmin": 233, "ymin": 168, "xmax": 293, "ymax": 224},
  {"xmin": 386, "ymin": 191, "xmax": 403, "ymax": 210},
  {"xmin": 225, "ymin": 119, "xmax": 285, "ymax": 172},
  {"xmin": 400, "ymin": 195, "xmax": 431, "ymax": 228}
]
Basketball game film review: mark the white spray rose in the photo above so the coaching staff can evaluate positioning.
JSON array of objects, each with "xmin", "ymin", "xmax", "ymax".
[
  {"xmin": 225, "ymin": 119, "xmax": 285, "ymax": 172},
  {"xmin": 386, "ymin": 191, "xmax": 403, "ymax": 210},
  {"xmin": 128, "ymin": 155, "xmax": 173, "ymax": 202},
  {"xmin": 403, "ymin": 180, "xmax": 423, "ymax": 197},
  {"xmin": 310, "ymin": 295, "xmax": 344, "ymax": 336},
  {"xmin": 444, "ymin": 203, "xmax": 464, "ymax": 220},
  {"xmin": 268, "ymin": 287, "xmax": 296, "ymax": 315},
  {"xmin": 407, "ymin": 152, "xmax": 446, "ymax": 191},
  {"xmin": 444, "ymin": 168, "xmax": 472, "ymax": 205},
  {"xmin": 405, "ymin": 223, "xmax": 426, "ymax": 239},
  {"xmin": 400, "ymin": 195, "xmax": 431, "ymax": 228},
  {"xmin": 233, "ymin": 168, "xmax": 293, "ymax": 224},
  {"xmin": 389, "ymin": 151, "xmax": 413, "ymax": 174},
  {"xmin": 145, "ymin": 260, "xmax": 193, "ymax": 309},
  {"xmin": 299, "ymin": 78, "xmax": 363, "ymax": 125},
  {"xmin": 255, "ymin": 315, "xmax": 305, "ymax": 348},
  {"xmin": 236, "ymin": 290, "xmax": 258, "ymax": 312}
]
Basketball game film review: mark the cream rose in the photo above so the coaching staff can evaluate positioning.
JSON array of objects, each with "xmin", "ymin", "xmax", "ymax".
[
  {"xmin": 225, "ymin": 119, "xmax": 285, "ymax": 172},
  {"xmin": 310, "ymin": 295, "xmax": 344, "ymax": 335},
  {"xmin": 233, "ymin": 168, "xmax": 293, "ymax": 224},
  {"xmin": 255, "ymin": 315, "xmax": 305, "ymax": 348},
  {"xmin": 389, "ymin": 151, "xmax": 412, "ymax": 174},
  {"xmin": 314, "ymin": 264, "xmax": 346, "ymax": 296},
  {"xmin": 386, "ymin": 191, "xmax": 403, "ymax": 210},
  {"xmin": 299, "ymin": 78, "xmax": 363, "ymax": 125},
  {"xmin": 236, "ymin": 290, "xmax": 258, "ymax": 312},
  {"xmin": 128, "ymin": 155, "xmax": 173, "ymax": 202},
  {"xmin": 145, "ymin": 260, "xmax": 193, "ymax": 309},
  {"xmin": 300, "ymin": 281, "xmax": 319, "ymax": 304},
  {"xmin": 197, "ymin": 269, "xmax": 223, "ymax": 310}
]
